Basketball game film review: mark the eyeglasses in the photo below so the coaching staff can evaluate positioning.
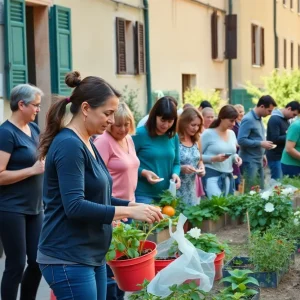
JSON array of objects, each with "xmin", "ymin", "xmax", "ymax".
[{"xmin": 29, "ymin": 103, "xmax": 41, "ymax": 109}]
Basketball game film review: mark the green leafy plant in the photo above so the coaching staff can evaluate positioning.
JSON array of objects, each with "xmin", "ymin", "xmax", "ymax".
[
  {"xmin": 183, "ymin": 87, "xmax": 227, "ymax": 114},
  {"xmin": 183, "ymin": 196, "xmax": 229, "ymax": 228},
  {"xmin": 217, "ymin": 269, "xmax": 259, "ymax": 300},
  {"xmin": 129, "ymin": 280, "xmax": 208, "ymax": 300},
  {"xmin": 159, "ymin": 190, "xmax": 181, "ymax": 208},
  {"xmin": 246, "ymin": 187, "xmax": 293, "ymax": 232},
  {"xmin": 226, "ymin": 194, "xmax": 250, "ymax": 221},
  {"xmin": 249, "ymin": 230, "xmax": 295, "ymax": 272},
  {"xmin": 169, "ymin": 227, "xmax": 230, "ymax": 256},
  {"xmin": 281, "ymin": 176, "xmax": 300, "ymax": 190},
  {"xmin": 121, "ymin": 85, "xmax": 143, "ymax": 124}
]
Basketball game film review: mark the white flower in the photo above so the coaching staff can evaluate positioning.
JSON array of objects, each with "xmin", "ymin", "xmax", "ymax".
[
  {"xmin": 249, "ymin": 191, "xmax": 256, "ymax": 195},
  {"xmin": 264, "ymin": 202, "xmax": 275, "ymax": 212},
  {"xmin": 281, "ymin": 187, "xmax": 295, "ymax": 196},
  {"xmin": 295, "ymin": 211, "xmax": 300, "ymax": 216},
  {"xmin": 188, "ymin": 227, "xmax": 201, "ymax": 239},
  {"xmin": 294, "ymin": 218, "xmax": 300, "ymax": 226},
  {"xmin": 261, "ymin": 191, "xmax": 272, "ymax": 200}
]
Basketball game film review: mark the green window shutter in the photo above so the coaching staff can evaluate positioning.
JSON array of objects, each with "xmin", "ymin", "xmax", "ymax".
[
  {"xmin": 231, "ymin": 89, "xmax": 254, "ymax": 112},
  {"xmin": 4, "ymin": 0, "xmax": 28, "ymax": 98},
  {"xmin": 49, "ymin": 5, "xmax": 72, "ymax": 95}
]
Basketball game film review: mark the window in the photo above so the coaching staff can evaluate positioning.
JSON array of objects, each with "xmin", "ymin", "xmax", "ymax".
[
  {"xmin": 211, "ymin": 11, "xmax": 224, "ymax": 60},
  {"xmin": 291, "ymin": 42, "xmax": 294, "ymax": 69},
  {"xmin": 284, "ymin": 39, "xmax": 287, "ymax": 68},
  {"xmin": 116, "ymin": 18, "xmax": 145, "ymax": 75},
  {"xmin": 251, "ymin": 24, "xmax": 264, "ymax": 66},
  {"xmin": 49, "ymin": 6, "xmax": 73, "ymax": 95}
]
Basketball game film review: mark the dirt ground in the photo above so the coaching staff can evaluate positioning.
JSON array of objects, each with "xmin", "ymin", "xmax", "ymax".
[{"xmin": 215, "ymin": 223, "xmax": 300, "ymax": 300}]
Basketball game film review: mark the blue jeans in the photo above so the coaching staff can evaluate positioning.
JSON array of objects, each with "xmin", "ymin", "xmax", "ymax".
[
  {"xmin": 40, "ymin": 264, "xmax": 107, "ymax": 300},
  {"xmin": 241, "ymin": 161, "xmax": 264, "ymax": 192},
  {"xmin": 282, "ymin": 163, "xmax": 300, "ymax": 177},
  {"xmin": 268, "ymin": 160, "xmax": 283, "ymax": 180}
]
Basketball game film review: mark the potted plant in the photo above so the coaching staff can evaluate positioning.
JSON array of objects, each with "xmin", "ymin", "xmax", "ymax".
[
  {"xmin": 169, "ymin": 227, "xmax": 230, "ymax": 280},
  {"xmin": 106, "ymin": 223, "xmax": 157, "ymax": 291},
  {"xmin": 129, "ymin": 280, "xmax": 208, "ymax": 300},
  {"xmin": 246, "ymin": 186, "xmax": 294, "ymax": 232},
  {"xmin": 223, "ymin": 230, "xmax": 295, "ymax": 288},
  {"xmin": 216, "ymin": 269, "xmax": 260, "ymax": 300},
  {"xmin": 183, "ymin": 196, "xmax": 229, "ymax": 233},
  {"xmin": 225, "ymin": 194, "xmax": 249, "ymax": 226}
]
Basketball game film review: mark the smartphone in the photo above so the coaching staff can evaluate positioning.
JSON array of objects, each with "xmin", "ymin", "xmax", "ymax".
[{"xmin": 224, "ymin": 153, "xmax": 232, "ymax": 157}]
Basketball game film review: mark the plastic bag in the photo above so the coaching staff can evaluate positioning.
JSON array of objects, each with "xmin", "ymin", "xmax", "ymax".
[
  {"xmin": 147, "ymin": 214, "xmax": 216, "ymax": 297},
  {"xmin": 168, "ymin": 179, "xmax": 176, "ymax": 197}
]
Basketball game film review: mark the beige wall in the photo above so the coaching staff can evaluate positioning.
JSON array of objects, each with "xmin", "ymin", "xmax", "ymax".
[
  {"xmin": 54, "ymin": 0, "xmax": 147, "ymax": 113},
  {"xmin": 149, "ymin": 0, "xmax": 227, "ymax": 102},
  {"xmin": 231, "ymin": 0, "xmax": 300, "ymax": 90}
]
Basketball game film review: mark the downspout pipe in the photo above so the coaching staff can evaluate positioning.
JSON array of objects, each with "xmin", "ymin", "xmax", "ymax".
[
  {"xmin": 228, "ymin": 0, "xmax": 233, "ymax": 103},
  {"xmin": 274, "ymin": 0, "xmax": 278, "ymax": 69},
  {"xmin": 143, "ymin": 0, "xmax": 152, "ymax": 112}
]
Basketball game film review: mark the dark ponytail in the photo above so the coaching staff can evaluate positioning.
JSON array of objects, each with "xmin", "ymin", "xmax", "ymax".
[
  {"xmin": 39, "ymin": 71, "xmax": 121, "ymax": 159},
  {"xmin": 209, "ymin": 104, "xmax": 239, "ymax": 129}
]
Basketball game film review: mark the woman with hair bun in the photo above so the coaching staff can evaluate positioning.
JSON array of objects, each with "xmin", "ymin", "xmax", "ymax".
[
  {"xmin": 37, "ymin": 71, "xmax": 163, "ymax": 299},
  {"xmin": 201, "ymin": 105, "xmax": 242, "ymax": 198}
]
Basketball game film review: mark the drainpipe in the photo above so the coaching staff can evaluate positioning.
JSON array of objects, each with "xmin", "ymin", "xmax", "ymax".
[
  {"xmin": 143, "ymin": 0, "xmax": 152, "ymax": 112},
  {"xmin": 228, "ymin": 0, "xmax": 233, "ymax": 103},
  {"xmin": 274, "ymin": 0, "xmax": 278, "ymax": 69}
]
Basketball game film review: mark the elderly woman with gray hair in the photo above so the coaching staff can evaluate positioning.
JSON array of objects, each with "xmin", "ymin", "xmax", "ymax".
[{"xmin": 0, "ymin": 84, "xmax": 44, "ymax": 300}]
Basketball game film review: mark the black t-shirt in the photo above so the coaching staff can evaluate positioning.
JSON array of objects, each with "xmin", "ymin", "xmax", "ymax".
[{"xmin": 0, "ymin": 120, "xmax": 43, "ymax": 214}]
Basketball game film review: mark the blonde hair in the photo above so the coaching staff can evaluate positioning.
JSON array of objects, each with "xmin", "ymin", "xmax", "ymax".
[
  {"xmin": 108, "ymin": 102, "xmax": 135, "ymax": 134},
  {"xmin": 177, "ymin": 107, "xmax": 203, "ymax": 143},
  {"xmin": 234, "ymin": 104, "xmax": 244, "ymax": 110}
]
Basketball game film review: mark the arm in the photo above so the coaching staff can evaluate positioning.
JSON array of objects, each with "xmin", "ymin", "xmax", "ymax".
[
  {"xmin": 286, "ymin": 141, "xmax": 300, "ymax": 160},
  {"xmin": 0, "ymin": 129, "xmax": 44, "ymax": 185},
  {"xmin": 172, "ymin": 135, "xmax": 180, "ymax": 175},
  {"xmin": 111, "ymin": 197, "xmax": 130, "ymax": 207},
  {"xmin": 237, "ymin": 118, "xmax": 262, "ymax": 148},
  {"xmin": 201, "ymin": 131, "xmax": 214, "ymax": 163}
]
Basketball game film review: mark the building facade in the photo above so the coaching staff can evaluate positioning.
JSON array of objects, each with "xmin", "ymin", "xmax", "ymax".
[
  {"xmin": 149, "ymin": 0, "xmax": 227, "ymax": 104},
  {"xmin": 1, "ymin": 0, "xmax": 147, "ymax": 128}
]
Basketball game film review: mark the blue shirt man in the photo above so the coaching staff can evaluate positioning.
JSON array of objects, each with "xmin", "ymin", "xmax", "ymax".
[{"xmin": 238, "ymin": 95, "xmax": 277, "ymax": 191}]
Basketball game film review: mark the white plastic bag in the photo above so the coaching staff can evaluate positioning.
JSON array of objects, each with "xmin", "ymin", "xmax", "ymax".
[
  {"xmin": 168, "ymin": 179, "xmax": 176, "ymax": 197},
  {"xmin": 147, "ymin": 214, "xmax": 216, "ymax": 297}
]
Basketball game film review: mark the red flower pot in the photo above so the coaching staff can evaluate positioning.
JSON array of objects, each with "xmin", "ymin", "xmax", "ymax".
[
  {"xmin": 155, "ymin": 258, "xmax": 176, "ymax": 274},
  {"xmin": 107, "ymin": 240, "xmax": 157, "ymax": 291},
  {"xmin": 214, "ymin": 251, "xmax": 225, "ymax": 280}
]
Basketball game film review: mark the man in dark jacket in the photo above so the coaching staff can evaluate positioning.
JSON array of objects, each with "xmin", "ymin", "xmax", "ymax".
[{"xmin": 267, "ymin": 101, "xmax": 300, "ymax": 180}]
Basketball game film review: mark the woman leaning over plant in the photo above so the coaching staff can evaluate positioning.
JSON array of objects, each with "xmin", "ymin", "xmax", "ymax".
[
  {"xmin": 132, "ymin": 96, "xmax": 181, "ymax": 204},
  {"xmin": 37, "ymin": 71, "xmax": 163, "ymax": 299},
  {"xmin": 0, "ymin": 84, "xmax": 44, "ymax": 300},
  {"xmin": 177, "ymin": 107, "xmax": 205, "ymax": 206},
  {"xmin": 201, "ymin": 105, "xmax": 242, "ymax": 198}
]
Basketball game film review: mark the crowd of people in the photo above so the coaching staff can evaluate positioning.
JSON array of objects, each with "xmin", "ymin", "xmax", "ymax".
[{"xmin": 0, "ymin": 71, "xmax": 300, "ymax": 299}]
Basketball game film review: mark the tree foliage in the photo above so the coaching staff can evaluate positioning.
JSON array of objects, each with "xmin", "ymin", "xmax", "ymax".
[
  {"xmin": 246, "ymin": 69, "xmax": 300, "ymax": 107},
  {"xmin": 183, "ymin": 88, "xmax": 227, "ymax": 113}
]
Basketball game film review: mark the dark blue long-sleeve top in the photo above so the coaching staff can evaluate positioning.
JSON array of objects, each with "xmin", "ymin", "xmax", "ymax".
[{"xmin": 38, "ymin": 129, "xmax": 129, "ymax": 266}]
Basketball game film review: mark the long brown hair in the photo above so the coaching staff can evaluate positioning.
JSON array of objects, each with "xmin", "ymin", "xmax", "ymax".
[
  {"xmin": 210, "ymin": 105, "xmax": 238, "ymax": 128},
  {"xmin": 39, "ymin": 71, "xmax": 121, "ymax": 159},
  {"xmin": 177, "ymin": 107, "xmax": 203, "ymax": 143},
  {"xmin": 146, "ymin": 96, "xmax": 178, "ymax": 138}
]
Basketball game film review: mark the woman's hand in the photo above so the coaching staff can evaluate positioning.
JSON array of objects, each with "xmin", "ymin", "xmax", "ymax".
[
  {"xmin": 172, "ymin": 174, "xmax": 181, "ymax": 189},
  {"xmin": 234, "ymin": 156, "xmax": 242, "ymax": 167},
  {"xmin": 196, "ymin": 164, "xmax": 206, "ymax": 177},
  {"xmin": 30, "ymin": 160, "xmax": 45, "ymax": 175},
  {"xmin": 141, "ymin": 169, "xmax": 161, "ymax": 184},
  {"xmin": 211, "ymin": 154, "xmax": 229, "ymax": 163},
  {"xmin": 129, "ymin": 204, "xmax": 163, "ymax": 224},
  {"xmin": 181, "ymin": 165, "xmax": 197, "ymax": 174}
]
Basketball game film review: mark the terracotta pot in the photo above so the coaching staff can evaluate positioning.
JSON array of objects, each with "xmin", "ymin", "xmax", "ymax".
[
  {"xmin": 154, "ymin": 258, "xmax": 176, "ymax": 274},
  {"xmin": 214, "ymin": 251, "xmax": 225, "ymax": 280},
  {"xmin": 107, "ymin": 240, "xmax": 157, "ymax": 291}
]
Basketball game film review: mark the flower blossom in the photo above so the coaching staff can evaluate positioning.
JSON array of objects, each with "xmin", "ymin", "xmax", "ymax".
[
  {"xmin": 188, "ymin": 227, "xmax": 201, "ymax": 239},
  {"xmin": 249, "ymin": 191, "xmax": 256, "ymax": 195},
  {"xmin": 294, "ymin": 218, "xmax": 300, "ymax": 226},
  {"xmin": 281, "ymin": 187, "xmax": 295, "ymax": 196},
  {"xmin": 264, "ymin": 202, "xmax": 275, "ymax": 212},
  {"xmin": 261, "ymin": 191, "xmax": 272, "ymax": 200}
]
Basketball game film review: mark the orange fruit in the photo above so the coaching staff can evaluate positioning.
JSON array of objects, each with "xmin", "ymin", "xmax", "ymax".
[{"xmin": 162, "ymin": 205, "xmax": 176, "ymax": 217}]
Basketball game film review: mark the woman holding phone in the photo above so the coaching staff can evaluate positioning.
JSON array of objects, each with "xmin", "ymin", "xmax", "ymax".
[{"xmin": 201, "ymin": 105, "xmax": 242, "ymax": 198}]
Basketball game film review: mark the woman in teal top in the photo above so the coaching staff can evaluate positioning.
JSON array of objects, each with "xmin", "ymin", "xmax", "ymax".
[
  {"xmin": 281, "ymin": 119, "xmax": 300, "ymax": 177},
  {"xmin": 132, "ymin": 97, "xmax": 181, "ymax": 204}
]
